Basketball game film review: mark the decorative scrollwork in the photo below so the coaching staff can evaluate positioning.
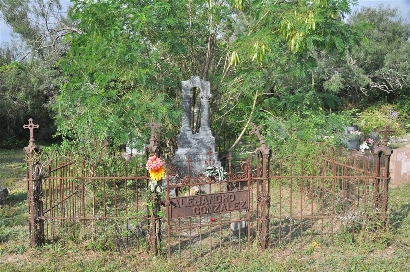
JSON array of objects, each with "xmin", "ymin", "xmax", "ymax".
[
  {"xmin": 373, "ymin": 142, "xmax": 392, "ymax": 156},
  {"xmin": 241, "ymin": 161, "xmax": 249, "ymax": 174}
]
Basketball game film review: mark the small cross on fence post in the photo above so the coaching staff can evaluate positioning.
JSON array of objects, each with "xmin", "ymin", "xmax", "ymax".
[
  {"xmin": 23, "ymin": 118, "xmax": 39, "ymax": 153},
  {"xmin": 379, "ymin": 124, "xmax": 396, "ymax": 144},
  {"xmin": 145, "ymin": 117, "xmax": 162, "ymax": 156},
  {"xmin": 249, "ymin": 123, "xmax": 270, "ymax": 156},
  {"xmin": 146, "ymin": 117, "xmax": 161, "ymax": 141},
  {"xmin": 144, "ymin": 117, "xmax": 163, "ymax": 255},
  {"xmin": 249, "ymin": 123, "xmax": 264, "ymax": 143},
  {"xmin": 249, "ymin": 123, "xmax": 271, "ymax": 249},
  {"xmin": 23, "ymin": 118, "xmax": 44, "ymax": 247},
  {"xmin": 372, "ymin": 124, "xmax": 395, "ymax": 228}
]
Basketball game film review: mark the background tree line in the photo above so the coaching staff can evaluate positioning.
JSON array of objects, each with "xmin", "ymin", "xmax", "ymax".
[{"xmin": 0, "ymin": 0, "xmax": 408, "ymax": 157}]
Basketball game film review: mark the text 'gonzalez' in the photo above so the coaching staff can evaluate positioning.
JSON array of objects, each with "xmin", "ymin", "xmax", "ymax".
[{"xmin": 169, "ymin": 190, "xmax": 249, "ymax": 219}]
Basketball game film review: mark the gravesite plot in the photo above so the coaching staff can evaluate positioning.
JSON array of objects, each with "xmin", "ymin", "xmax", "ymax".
[
  {"xmin": 20, "ymin": 78, "xmax": 395, "ymax": 262},
  {"xmin": 0, "ymin": 1, "xmax": 409, "ymax": 271}
]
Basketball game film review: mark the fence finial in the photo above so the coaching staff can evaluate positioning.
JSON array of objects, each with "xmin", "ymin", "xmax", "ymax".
[
  {"xmin": 145, "ymin": 117, "xmax": 161, "ymax": 155},
  {"xmin": 23, "ymin": 118, "xmax": 40, "ymax": 154},
  {"xmin": 249, "ymin": 123, "xmax": 270, "ymax": 155},
  {"xmin": 374, "ymin": 124, "xmax": 395, "ymax": 156},
  {"xmin": 379, "ymin": 124, "xmax": 395, "ymax": 144}
]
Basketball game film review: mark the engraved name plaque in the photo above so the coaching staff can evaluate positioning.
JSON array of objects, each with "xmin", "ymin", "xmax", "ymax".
[{"xmin": 170, "ymin": 190, "xmax": 249, "ymax": 219}]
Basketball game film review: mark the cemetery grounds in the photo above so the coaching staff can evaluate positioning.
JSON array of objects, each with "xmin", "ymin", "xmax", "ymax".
[{"xmin": 0, "ymin": 148, "xmax": 408, "ymax": 272}]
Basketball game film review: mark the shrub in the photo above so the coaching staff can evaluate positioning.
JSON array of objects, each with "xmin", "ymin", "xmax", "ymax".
[{"xmin": 354, "ymin": 104, "xmax": 406, "ymax": 136}]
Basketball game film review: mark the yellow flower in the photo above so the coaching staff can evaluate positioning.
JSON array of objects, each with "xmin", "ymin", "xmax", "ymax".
[
  {"xmin": 149, "ymin": 167, "xmax": 165, "ymax": 181},
  {"xmin": 311, "ymin": 241, "xmax": 319, "ymax": 248}
]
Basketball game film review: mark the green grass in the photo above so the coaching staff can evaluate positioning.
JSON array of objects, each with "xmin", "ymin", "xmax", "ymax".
[
  {"xmin": 0, "ymin": 149, "xmax": 26, "ymax": 187},
  {"xmin": 391, "ymin": 142, "xmax": 409, "ymax": 149},
  {"xmin": 0, "ymin": 149, "xmax": 409, "ymax": 271}
]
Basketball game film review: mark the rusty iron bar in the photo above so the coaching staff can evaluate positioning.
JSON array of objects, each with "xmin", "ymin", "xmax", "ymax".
[
  {"xmin": 29, "ymin": 119, "xmax": 393, "ymax": 258},
  {"xmin": 49, "ymin": 161, "xmax": 73, "ymax": 173},
  {"xmin": 43, "ymin": 176, "xmax": 148, "ymax": 180}
]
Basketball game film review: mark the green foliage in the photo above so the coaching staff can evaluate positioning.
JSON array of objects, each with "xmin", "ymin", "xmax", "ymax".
[
  {"xmin": 314, "ymin": 7, "xmax": 410, "ymax": 106},
  {"xmin": 262, "ymin": 110, "xmax": 351, "ymax": 160},
  {"xmin": 0, "ymin": 58, "xmax": 58, "ymax": 147},
  {"xmin": 51, "ymin": 0, "xmax": 363, "ymax": 155},
  {"xmin": 279, "ymin": 0, "xmax": 359, "ymax": 53},
  {"xmin": 2, "ymin": 0, "xmax": 406, "ymax": 159},
  {"xmin": 55, "ymin": 0, "xmax": 203, "ymax": 152},
  {"xmin": 0, "ymin": 0, "xmax": 69, "ymax": 147},
  {"xmin": 354, "ymin": 104, "xmax": 407, "ymax": 136}
]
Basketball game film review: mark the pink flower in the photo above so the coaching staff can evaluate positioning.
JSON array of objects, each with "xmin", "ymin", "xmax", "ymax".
[
  {"xmin": 367, "ymin": 138, "xmax": 374, "ymax": 144},
  {"xmin": 146, "ymin": 156, "xmax": 163, "ymax": 171}
]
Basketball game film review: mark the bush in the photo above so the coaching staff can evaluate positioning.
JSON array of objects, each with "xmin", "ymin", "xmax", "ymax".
[
  {"xmin": 354, "ymin": 104, "xmax": 407, "ymax": 136},
  {"xmin": 262, "ymin": 110, "xmax": 351, "ymax": 161}
]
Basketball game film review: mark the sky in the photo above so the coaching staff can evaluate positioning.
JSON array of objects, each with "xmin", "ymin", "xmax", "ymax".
[{"xmin": 0, "ymin": 0, "xmax": 409, "ymax": 44}]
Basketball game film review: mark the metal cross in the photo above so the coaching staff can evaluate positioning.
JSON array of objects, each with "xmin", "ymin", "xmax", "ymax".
[
  {"xmin": 23, "ymin": 118, "xmax": 39, "ymax": 142},
  {"xmin": 146, "ymin": 117, "xmax": 161, "ymax": 140},
  {"xmin": 249, "ymin": 123, "xmax": 270, "ymax": 155},
  {"xmin": 249, "ymin": 123, "xmax": 266, "ymax": 145},
  {"xmin": 379, "ymin": 125, "xmax": 395, "ymax": 142}
]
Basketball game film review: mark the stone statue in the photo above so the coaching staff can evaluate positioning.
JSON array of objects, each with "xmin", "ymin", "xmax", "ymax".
[{"xmin": 172, "ymin": 76, "xmax": 221, "ymax": 177}]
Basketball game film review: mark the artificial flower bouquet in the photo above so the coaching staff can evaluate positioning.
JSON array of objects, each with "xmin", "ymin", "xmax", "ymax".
[
  {"xmin": 146, "ymin": 155, "xmax": 165, "ymax": 193},
  {"xmin": 359, "ymin": 137, "xmax": 374, "ymax": 153}
]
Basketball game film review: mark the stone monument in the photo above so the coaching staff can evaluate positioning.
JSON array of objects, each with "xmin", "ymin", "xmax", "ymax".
[{"xmin": 173, "ymin": 76, "xmax": 221, "ymax": 177}]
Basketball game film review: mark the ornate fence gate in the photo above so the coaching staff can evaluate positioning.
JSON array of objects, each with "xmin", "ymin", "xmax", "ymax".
[
  {"xmin": 164, "ymin": 154, "xmax": 253, "ymax": 258},
  {"xmin": 24, "ymin": 119, "xmax": 393, "ymax": 257}
]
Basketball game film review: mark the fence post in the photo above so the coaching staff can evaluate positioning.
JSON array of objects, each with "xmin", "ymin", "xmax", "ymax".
[
  {"xmin": 23, "ymin": 118, "xmax": 44, "ymax": 247},
  {"xmin": 382, "ymin": 152, "xmax": 391, "ymax": 228},
  {"xmin": 374, "ymin": 125, "xmax": 394, "ymax": 228},
  {"xmin": 249, "ymin": 123, "xmax": 272, "ymax": 249},
  {"xmin": 374, "ymin": 148, "xmax": 392, "ymax": 228},
  {"xmin": 145, "ymin": 118, "xmax": 162, "ymax": 255},
  {"xmin": 260, "ymin": 151, "xmax": 271, "ymax": 249}
]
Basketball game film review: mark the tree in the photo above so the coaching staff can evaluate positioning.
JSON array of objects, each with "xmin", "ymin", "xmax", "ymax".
[
  {"xmin": 0, "ymin": 0, "xmax": 74, "ymax": 146},
  {"xmin": 314, "ymin": 7, "xmax": 410, "ymax": 105},
  {"xmin": 52, "ymin": 0, "xmax": 361, "ymax": 154}
]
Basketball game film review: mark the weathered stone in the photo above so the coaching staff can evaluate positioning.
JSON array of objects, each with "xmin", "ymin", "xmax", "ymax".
[
  {"xmin": 0, "ymin": 187, "xmax": 9, "ymax": 205},
  {"xmin": 390, "ymin": 144, "xmax": 410, "ymax": 186},
  {"xmin": 343, "ymin": 126, "xmax": 361, "ymax": 150},
  {"xmin": 173, "ymin": 76, "xmax": 221, "ymax": 177},
  {"xmin": 231, "ymin": 221, "xmax": 248, "ymax": 238}
]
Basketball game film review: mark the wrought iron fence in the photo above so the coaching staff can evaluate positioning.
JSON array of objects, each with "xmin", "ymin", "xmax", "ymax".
[
  {"xmin": 23, "ymin": 119, "xmax": 393, "ymax": 258},
  {"xmin": 40, "ymin": 155, "xmax": 151, "ymax": 250}
]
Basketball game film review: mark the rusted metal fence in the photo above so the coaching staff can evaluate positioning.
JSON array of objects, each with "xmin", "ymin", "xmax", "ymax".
[
  {"xmin": 164, "ymin": 153, "xmax": 253, "ymax": 258},
  {"xmin": 267, "ymin": 149, "xmax": 390, "ymax": 248},
  {"xmin": 23, "ymin": 119, "xmax": 157, "ymax": 252},
  {"xmin": 41, "ymin": 155, "xmax": 152, "ymax": 250},
  {"xmin": 24, "ymin": 119, "xmax": 393, "ymax": 258}
]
